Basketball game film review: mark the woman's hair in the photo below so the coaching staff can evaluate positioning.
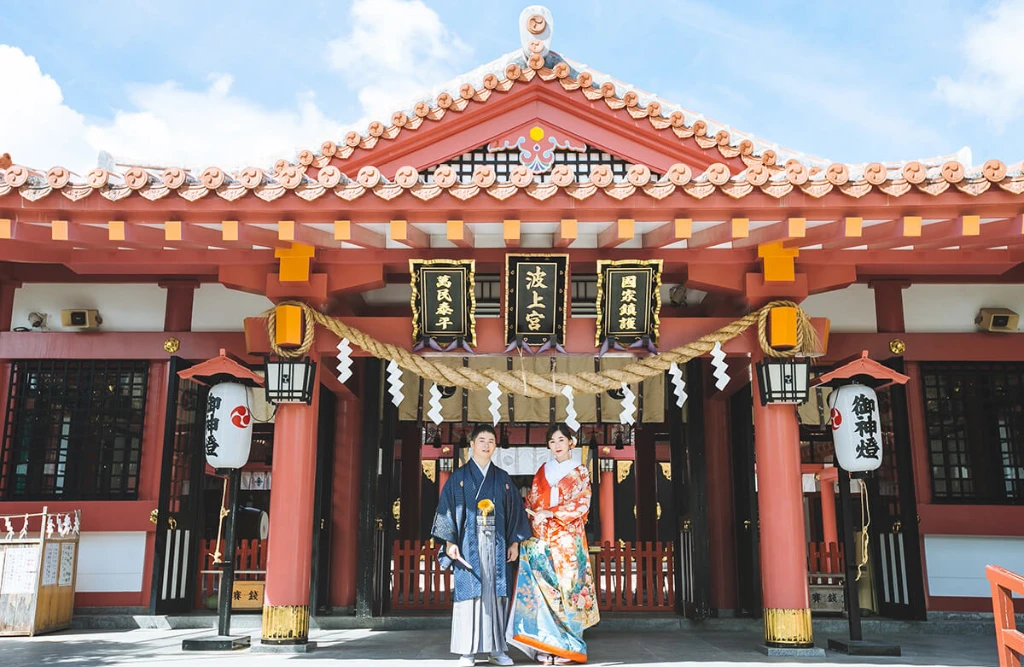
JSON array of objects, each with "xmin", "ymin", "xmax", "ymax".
[
  {"xmin": 469, "ymin": 423, "xmax": 497, "ymax": 442},
  {"xmin": 545, "ymin": 423, "xmax": 576, "ymax": 445}
]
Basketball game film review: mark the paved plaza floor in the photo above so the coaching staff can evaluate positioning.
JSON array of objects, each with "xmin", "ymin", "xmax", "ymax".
[{"xmin": 2, "ymin": 627, "xmax": 1000, "ymax": 667}]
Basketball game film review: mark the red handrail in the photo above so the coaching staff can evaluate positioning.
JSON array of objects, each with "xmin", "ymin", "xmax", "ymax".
[{"xmin": 987, "ymin": 565, "xmax": 1024, "ymax": 667}]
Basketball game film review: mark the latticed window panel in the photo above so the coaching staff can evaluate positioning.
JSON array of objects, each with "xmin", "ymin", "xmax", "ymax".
[
  {"xmin": 0, "ymin": 360, "xmax": 149, "ymax": 500},
  {"xmin": 921, "ymin": 362, "xmax": 1024, "ymax": 503},
  {"xmin": 422, "ymin": 146, "xmax": 661, "ymax": 184},
  {"xmin": 167, "ymin": 376, "xmax": 205, "ymax": 515}
]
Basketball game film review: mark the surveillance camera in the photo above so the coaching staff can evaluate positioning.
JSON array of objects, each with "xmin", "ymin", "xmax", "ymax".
[{"xmin": 27, "ymin": 312, "xmax": 46, "ymax": 328}]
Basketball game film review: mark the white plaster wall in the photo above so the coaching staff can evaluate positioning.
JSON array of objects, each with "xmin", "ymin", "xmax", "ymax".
[
  {"xmin": 904, "ymin": 284, "xmax": 1024, "ymax": 333},
  {"xmin": 924, "ymin": 535, "xmax": 1024, "ymax": 597},
  {"xmin": 191, "ymin": 284, "xmax": 272, "ymax": 332},
  {"xmin": 11, "ymin": 284, "xmax": 167, "ymax": 332},
  {"xmin": 76, "ymin": 531, "xmax": 147, "ymax": 592},
  {"xmin": 800, "ymin": 284, "xmax": 877, "ymax": 333}
]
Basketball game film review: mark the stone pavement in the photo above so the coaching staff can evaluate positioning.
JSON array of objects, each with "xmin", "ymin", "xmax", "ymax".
[{"xmin": 2, "ymin": 627, "xmax": 1000, "ymax": 667}]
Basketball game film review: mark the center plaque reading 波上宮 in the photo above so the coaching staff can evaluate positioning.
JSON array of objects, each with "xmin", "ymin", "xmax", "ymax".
[
  {"xmin": 505, "ymin": 254, "xmax": 568, "ymax": 350},
  {"xmin": 410, "ymin": 259, "xmax": 476, "ymax": 351}
]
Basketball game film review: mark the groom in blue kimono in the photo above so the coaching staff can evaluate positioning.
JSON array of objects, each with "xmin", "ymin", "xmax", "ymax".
[{"xmin": 432, "ymin": 424, "xmax": 531, "ymax": 667}]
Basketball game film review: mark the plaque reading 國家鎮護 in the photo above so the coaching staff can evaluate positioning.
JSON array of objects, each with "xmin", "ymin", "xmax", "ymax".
[
  {"xmin": 596, "ymin": 260, "xmax": 662, "ymax": 353},
  {"xmin": 505, "ymin": 254, "xmax": 568, "ymax": 349}
]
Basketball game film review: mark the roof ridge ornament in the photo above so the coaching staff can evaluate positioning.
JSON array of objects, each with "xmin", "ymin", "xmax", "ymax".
[{"xmin": 520, "ymin": 5, "xmax": 553, "ymax": 60}]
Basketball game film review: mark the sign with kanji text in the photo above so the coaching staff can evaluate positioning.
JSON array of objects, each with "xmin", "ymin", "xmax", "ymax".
[
  {"xmin": 231, "ymin": 580, "xmax": 264, "ymax": 610},
  {"xmin": 828, "ymin": 383, "xmax": 883, "ymax": 472},
  {"xmin": 505, "ymin": 254, "xmax": 568, "ymax": 348},
  {"xmin": 595, "ymin": 260, "xmax": 662, "ymax": 350},
  {"xmin": 410, "ymin": 259, "xmax": 476, "ymax": 347}
]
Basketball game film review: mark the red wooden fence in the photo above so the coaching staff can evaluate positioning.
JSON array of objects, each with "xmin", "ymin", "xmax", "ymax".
[
  {"xmin": 195, "ymin": 539, "xmax": 268, "ymax": 608},
  {"xmin": 987, "ymin": 565, "xmax": 1024, "ymax": 667},
  {"xmin": 390, "ymin": 539, "xmax": 676, "ymax": 612},
  {"xmin": 807, "ymin": 541, "xmax": 844, "ymax": 575}
]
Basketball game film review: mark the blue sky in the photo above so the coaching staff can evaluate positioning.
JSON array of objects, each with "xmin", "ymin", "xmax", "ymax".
[{"xmin": 2, "ymin": 0, "xmax": 1023, "ymax": 173}]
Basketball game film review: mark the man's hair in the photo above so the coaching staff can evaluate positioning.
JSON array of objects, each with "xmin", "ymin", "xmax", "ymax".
[{"xmin": 469, "ymin": 423, "xmax": 497, "ymax": 442}]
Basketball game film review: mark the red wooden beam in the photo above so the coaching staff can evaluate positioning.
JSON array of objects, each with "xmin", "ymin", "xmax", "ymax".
[
  {"xmin": 446, "ymin": 220, "xmax": 474, "ymax": 248},
  {"xmin": 687, "ymin": 218, "xmax": 749, "ymax": 249},
  {"xmin": 733, "ymin": 218, "xmax": 804, "ymax": 249},
  {"xmin": 334, "ymin": 220, "xmax": 386, "ymax": 249},
  {"xmin": 598, "ymin": 219, "xmax": 634, "ymax": 248},
  {"xmin": 390, "ymin": 220, "xmax": 429, "ymax": 249},
  {"xmin": 642, "ymin": 219, "xmax": 691, "ymax": 248},
  {"xmin": 950, "ymin": 215, "xmax": 1024, "ymax": 250},
  {"xmin": 554, "ymin": 219, "xmax": 577, "ymax": 248}
]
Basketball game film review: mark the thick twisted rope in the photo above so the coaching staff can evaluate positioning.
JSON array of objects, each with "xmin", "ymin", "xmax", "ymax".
[{"xmin": 263, "ymin": 300, "xmax": 817, "ymax": 399}]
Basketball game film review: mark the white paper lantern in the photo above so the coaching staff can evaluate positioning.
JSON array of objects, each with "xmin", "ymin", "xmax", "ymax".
[
  {"xmin": 828, "ymin": 383, "xmax": 883, "ymax": 472},
  {"xmin": 204, "ymin": 382, "xmax": 254, "ymax": 469}
]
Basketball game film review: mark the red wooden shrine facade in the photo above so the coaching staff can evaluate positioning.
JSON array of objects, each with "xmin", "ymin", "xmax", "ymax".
[{"xmin": 2, "ymin": 4, "xmax": 1024, "ymax": 650}]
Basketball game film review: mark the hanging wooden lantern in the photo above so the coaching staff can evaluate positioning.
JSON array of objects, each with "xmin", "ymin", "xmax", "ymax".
[{"xmin": 827, "ymin": 383, "xmax": 882, "ymax": 472}]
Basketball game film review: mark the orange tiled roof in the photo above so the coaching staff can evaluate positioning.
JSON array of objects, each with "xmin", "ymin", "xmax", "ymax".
[{"xmin": 1, "ymin": 5, "xmax": 1022, "ymax": 205}]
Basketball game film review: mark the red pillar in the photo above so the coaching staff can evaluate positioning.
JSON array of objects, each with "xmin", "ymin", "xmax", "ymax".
[
  {"xmin": 705, "ymin": 396, "xmax": 738, "ymax": 612},
  {"xmin": 261, "ymin": 362, "xmax": 321, "ymax": 646},
  {"xmin": 329, "ymin": 393, "xmax": 361, "ymax": 609},
  {"xmin": 159, "ymin": 280, "xmax": 199, "ymax": 332},
  {"xmin": 752, "ymin": 365, "xmax": 813, "ymax": 647},
  {"xmin": 870, "ymin": 280, "xmax": 909, "ymax": 334},
  {"xmin": 438, "ymin": 469, "xmax": 451, "ymax": 497},
  {"xmin": 819, "ymin": 479, "xmax": 838, "ymax": 572},
  {"xmin": 599, "ymin": 462, "xmax": 615, "ymax": 546}
]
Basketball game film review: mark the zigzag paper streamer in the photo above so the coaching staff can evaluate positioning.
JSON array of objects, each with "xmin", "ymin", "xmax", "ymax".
[
  {"xmin": 669, "ymin": 362, "xmax": 688, "ymax": 408},
  {"xmin": 73, "ymin": 513, "xmax": 80, "ymax": 534},
  {"xmin": 386, "ymin": 360, "xmax": 405, "ymax": 407},
  {"xmin": 561, "ymin": 385, "xmax": 580, "ymax": 432},
  {"xmin": 46, "ymin": 516, "xmax": 54, "ymax": 538},
  {"xmin": 427, "ymin": 382, "xmax": 444, "ymax": 425},
  {"xmin": 619, "ymin": 382, "xmax": 636, "ymax": 425},
  {"xmin": 63, "ymin": 514, "xmax": 72, "ymax": 535},
  {"xmin": 4, "ymin": 517, "xmax": 12, "ymax": 539},
  {"xmin": 18, "ymin": 514, "xmax": 28, "ymax": 539},
  {"xmin": 487, "ymin": 381, "xmax": 502, "ymax": 426},
  {"xmin": 710, "ymin": 341, "xmax": 730, "ymax": 391},
  {"xmin": 336, "ymin": 338, "xmax": 353, "ymax": 384}
]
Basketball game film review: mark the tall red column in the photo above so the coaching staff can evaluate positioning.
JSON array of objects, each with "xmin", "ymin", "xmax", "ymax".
[
  {"xmin": 752, "ymin": 365, "xmax": 813, "ymax": 647},
  {"xmin": 330, "ymin": 394, "xmax": 361, "ymax": 609},
  {"xmin": 819, "ymin": 478, "xmax": 839, "ymax": 572},
  {"xmin": 705, "ymin": 396, "xmax": 738, "ymax": 612},
  {"xmin": 870, "ymin": 280, "xmax": 909, "ymax": 334},
  {"xmin": 159, "ymin": 279, "xmax": 198, "ymax": 332},
  {"xmin": 599, "ymin": 461, "xmax": 615, "ymax": 546},
  {"xmin": 261, "ymin": 364, "xmax": 321, "ymax": 647}
]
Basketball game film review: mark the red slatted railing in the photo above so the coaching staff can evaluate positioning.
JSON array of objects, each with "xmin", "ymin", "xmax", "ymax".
[
  {"xmin": 390, "ymin": 539, "xmax": 454, "ymax": 610},
  {"xmin": 987, "ymin": 565, "xmax": 1024, "ymax": 667},
  {"xmin": 195, "ymin": 538, "xmax": 267, "ymax": 608}
]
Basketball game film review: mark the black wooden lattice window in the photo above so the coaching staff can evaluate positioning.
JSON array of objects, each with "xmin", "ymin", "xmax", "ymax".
[
  {"xmin": 921, "ymin": 362, "xmax": 1024, "ymax": 504},
  {"xmin": 422, "ymin": 145, "xmax": 660, "ymax": 184},
  {"xmin": 0, "ymin": 360, "xmax": 150, "ymax": 500}
]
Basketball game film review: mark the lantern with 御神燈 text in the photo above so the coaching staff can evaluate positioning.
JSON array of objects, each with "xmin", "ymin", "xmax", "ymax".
[
  {"xmin": 204, "ymin": 382, "xmax": 255, "ymax": 469},
  {"xmin": 828, "ymin": 383, "xmax": 883, "ymax": 472}
]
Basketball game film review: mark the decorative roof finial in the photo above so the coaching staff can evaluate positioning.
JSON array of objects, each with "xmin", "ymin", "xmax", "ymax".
[{"xmin": 520, "ymin": 5, "xmax": 553, "ymax": 59}]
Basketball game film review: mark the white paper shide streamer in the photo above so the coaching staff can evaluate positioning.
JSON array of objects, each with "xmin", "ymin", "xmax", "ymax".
[
  {"xmin": 487, "ymin": 381, "xmax": 502, "ymax": 426},
  {"xmin": 427, "ymin": 382, "xmax": 444, "ymax": 425},
  {"xmin": 669, "ymin": 362, "xmax": 688, "ymax": 408},
  {"xmin": 335, "ymin": 338, "xmax": 353, "ymax": 384},
  {"xmin": 710, "ymin": 341, "xmax": 730, "ymax": 391},
  {"xmin": 386, "ymin": 360, "xmax": 405, "ymax": 407},
  {"xmin": 561, "ymin": 385, "xmax": 580, "ymax": 432},
  {"xmin": 618, "ymin": 382, "xmax": 636, "ymax": 425}
]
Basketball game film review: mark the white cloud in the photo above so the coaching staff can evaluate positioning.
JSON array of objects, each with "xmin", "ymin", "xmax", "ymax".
[
  {"xmin": 0, "ymin": 45, "xmax": 344, "ymax": 173},
  {"xmin": 0, "ymin": 45, "xmax": 94, "ymax": 173},
  {"xmin": 327, "ymin": 0, "xmax": 472, "ymax": 122},
  {"xmin": 935, "ymin": 0, "xmax": 1024, "ymax": 130}
]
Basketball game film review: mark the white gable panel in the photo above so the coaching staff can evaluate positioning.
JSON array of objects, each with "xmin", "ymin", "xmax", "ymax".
[{"xmin": 11, "ymin": 284, "xmax": 167, "ymax": 332}]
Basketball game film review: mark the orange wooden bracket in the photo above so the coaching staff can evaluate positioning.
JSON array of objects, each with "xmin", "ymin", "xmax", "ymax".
[
  {"xmin": 275, "ymin": 304, "xmax": 303, "ymax": 348},
  {"xmin": 769, "ymin": 306, "xmax": 798, "ymax": 349},
  {"xmin": 758, "ymin": 241, "xmax": 800, "ymax": 282},
  {"xmin": 274, "ymin": 243, "xmax": 316, "ymax": 282}
]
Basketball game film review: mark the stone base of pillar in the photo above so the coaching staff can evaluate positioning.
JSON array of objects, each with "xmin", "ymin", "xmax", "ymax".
[
  {"xmin": 260, "ymin": 604, "xmax": 311, "ymax": 646},
  {"xmin": 763, "ymin": 607, "xmax": 814, "ymax": 648}
]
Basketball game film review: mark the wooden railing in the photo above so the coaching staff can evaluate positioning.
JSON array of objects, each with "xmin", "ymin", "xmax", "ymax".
[
  {"xmin": 593, "ymin": 541, "xmax": 675, "ymax": 611},
  {"xmin": 987, "ymin": 565, "xmax": 1024, "ymax": 667},
  {"xmin": 389, "ymin": 539, "xmax": 676, "ymax": 612},
  {"xmin": 391, "ymin": 539, "xmax": 455, "ymax": 610},
  {"xmin": 808, "ymin": 541, "xmax": 844, "ymax": 577},
  {"xmin": 195, "ymin": 539, "xmax": 267, "ymax": 608}
]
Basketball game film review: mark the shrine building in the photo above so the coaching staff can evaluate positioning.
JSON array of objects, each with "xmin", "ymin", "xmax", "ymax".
[{"xmin": 0, "ymin": 4, "xmax": 1022, "ymax": 651}]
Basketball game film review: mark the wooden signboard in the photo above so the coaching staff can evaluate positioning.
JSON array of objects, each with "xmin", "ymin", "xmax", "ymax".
[
  {"xmin": 231, "ymin": 580, "xmax": 264, "ymax": 610},
  {"xmin": 505, "ymin": 254, "xmax": 569, "ymax": 348},
  {"xmin": 0, "ymin": 508, "xmax": 81, "ymax": 636}
]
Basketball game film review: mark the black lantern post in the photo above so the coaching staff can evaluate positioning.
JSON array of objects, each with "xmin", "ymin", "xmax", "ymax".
[
  {"xmin": 755, "ymin": 357, "xmax": 811, "ymax": 405},
  {"xmin": 264, "ymin": 357, "xmax": 317, "ymax": 405}
]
